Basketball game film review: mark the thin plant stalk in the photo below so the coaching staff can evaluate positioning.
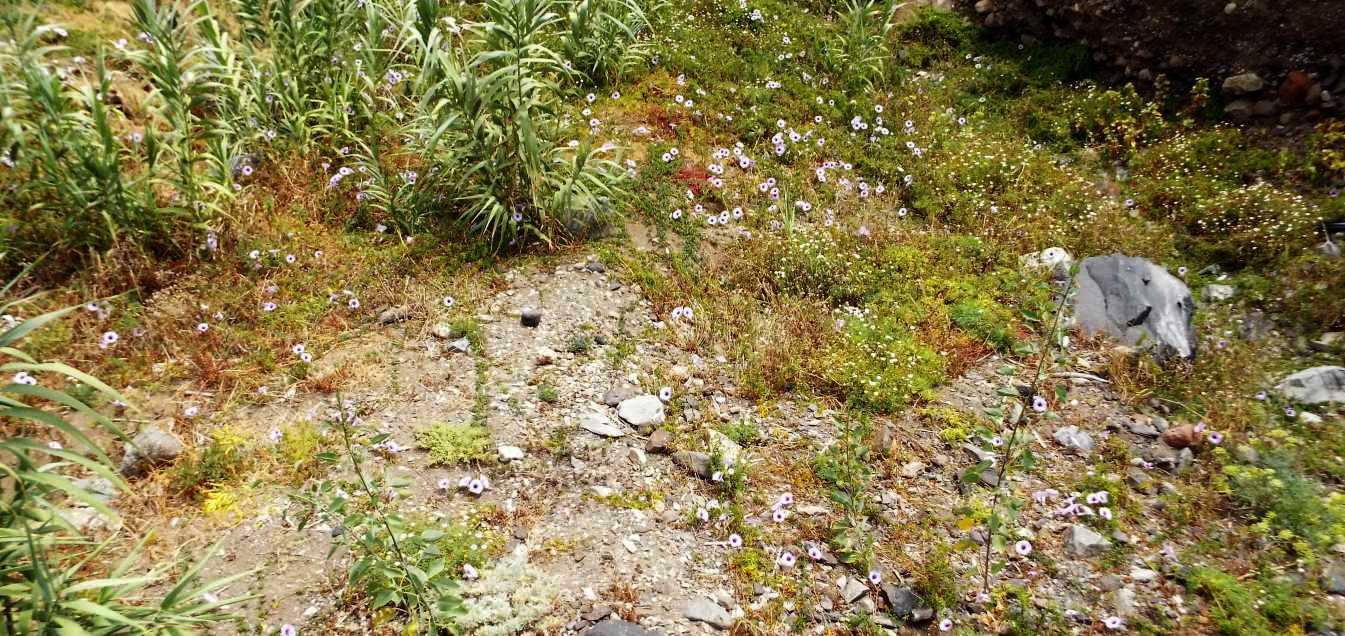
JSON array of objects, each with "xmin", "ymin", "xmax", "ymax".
[{"xmin": 981, "ymin": 274, "xmax": 1074, "ymax": 594}]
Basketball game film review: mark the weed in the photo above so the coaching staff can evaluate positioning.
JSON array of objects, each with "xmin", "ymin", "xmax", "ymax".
[{"xmin": 415, "ymin": 422, "xmax": 494, "ymax": 467}]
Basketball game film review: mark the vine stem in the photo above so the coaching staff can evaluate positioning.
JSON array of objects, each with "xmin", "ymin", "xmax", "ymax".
[
  {"xmin": 981, "ymin": 274, "xmax": 1075, "ymax": 594},
  {"xmin": 333, "ymin": 395, "xmax": 435, "ymax": 629}
]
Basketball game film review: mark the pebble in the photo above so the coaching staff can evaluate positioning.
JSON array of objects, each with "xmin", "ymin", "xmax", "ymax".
[
  {"xmin": 646, "ymin": 429, "xmax": 672, "ymax": 454},
  {"xmin": 498, "ymin": 445, "xmax": 525, "ymax": 461},
  {"xmin": 1125, "ymin": 467, "xmax": 1156, "ymax": 494},
  {"xmin": 377, "ymin": 305, "xmax": 411, "ymax": 324},
  {"xmin": 520, "ymin": 307, "xmax": 542, "ymax": 327},
  {"xmin": 1130, "ymin": 567, "xmax": 1159, "ymax": 583}
]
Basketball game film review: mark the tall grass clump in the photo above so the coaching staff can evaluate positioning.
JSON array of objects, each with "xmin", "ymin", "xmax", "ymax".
[
  {"xmin": 416, "ymin": 0, "xmax": 627, "ymax": 248},
  {"xmin": 0, "ymin": 271, "xmax": 249, "ymax": 632},
  {"xmin": 561, "ymin": 0, "xmax": 656, "ymax": 86}
]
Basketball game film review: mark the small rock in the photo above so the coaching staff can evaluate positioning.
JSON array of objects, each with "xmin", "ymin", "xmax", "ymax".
[
  {"xmin": 1020, "ymin": 247, "xmax": 1075, "ymax": 280},
  {"xmin": 900, "ymin": 461, "xmax": 926, "ymax": 478},
  {"xmin": 1202, "ymin": 284, "xmax": 1235, "ymax": 303},
  {"xmin": 377, "ymin": 305, "xmax": 412, "ymax": 324},
  {"xmin": 1064, "ymin": 524, "xmax": 1111, "ymax": 557},
  {"xmin": 617, "ymin": 395, "xmax": 666, "ymax": 432},
  {"xmin": 1098, "ymin": 575, "xmax": 1124, "ymax": 592},
  {"xmin": 1278, "ymin": 366, "xmax": 1345, "ymax": 404},
  {"xmin": 535, "ymin": 347, "xmax": 558, "ymax": 366},
  {"xmin": 1311, "ymin": 332, "xmax": 1344, "ymax": 352},
  {"xmin": 584, "ymin": 605, "xmax": 614, "ymax": 621},
  {"xmin": 1161, "ymin": 424, "xmax": 1200, "ymax": 449},
  {"xmin": 1149, "ymin": 444, "xmax": 1194, "ymax": 473},
  {"xmin": 706, "ymin": 429, "xmax": 743, "ymax": 466},
  {"xmin": 1223, "ymin": 72, "xmax": 1264, "ymax": 95},
  {"xmin": 1113, "ymin": 587, "xmax": 1137, "ymax": 617},
  {"xmin": 1130, "ymin": 567, "xmax": 1159, "ymax": 583},
  {"xmin": 57, "ymin": 506, "xmax": 120, "ymax": 533},
  {"xmin": 683, "ymin": 598, "xmax": 733, "ymax": 630},
  {"xmin": 1224, "ymin": 99, "xmax": 1254, "ymax": 120},
  {"xmin": 431, "ymin": 323, "xmax": 455, "ymax": 339},
  {"xmin": 958, "ymin": 466, "xmax": 999, "ymax": 489},
  {"xmin": 911, "ymin": 607, "xmax": 934, "ymax": 623},
  {"xmin": 962, "ymin": 443, "xmax": 996, "ymax": 462},
  {"xmin": 673, "ymin": 451, "xmax": 712, "ymax": 478},
  {"xmin": 581, "ymin": 412, "xmax": 626, "ymax": 438},
  {"xmin": 119, "ymin": 426, "xmax": 184, "ymax": 476},
  {"xmin": 446, "ymin": 338, "xmax": 470, "ymax": 354},
  {"xmin": 498, "ymin": 445, "xmax": 525, "ymax": 461},
  {"xmin": 1126, "ymin": 418, "xmax": 1161, "ymax": 438},
  {"xmin": 646, "ymin": 429, "xmax": 672, "ymax": 454},
  {"xmin": 1279, "ymin": 71, "xmax": 1313, "ymax": 106},
  {"xmin": 520, "ymin": 308, "xmax": 542, "ymax": 328},
  {"xmin": 586, "ymin": 619, "xmax": 662, "ymax": 636},
  {"xmin": 883, "ymin": 586, "xmax": 923, "ymax": 617},
  {"xmin": 1125, "ymin": 467, "xmax": 1156, "ymax": 494},
  {"xmin": 1322, "ymin": 562, "xmax": 1345, "ymax": 595},
  {"xmin": 1053, "ymin": 426, "xmax": 1095, "ymax": 456},
  {"xmin": 73, "ymin": 477, "xmax": 118, "ymax": 505},
  {"xmin": 1252, "ymin": 99, "xmax": 1278, "ymax": 117},
  {"xmin": 603, "ymin": 385, "xmax": 638, "ymax": 406},
  {"xmin": 842, "ymin": 578, "xmax": 868, "ymax": 604}
]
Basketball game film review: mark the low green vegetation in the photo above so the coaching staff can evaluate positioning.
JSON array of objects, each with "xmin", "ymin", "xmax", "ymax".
[{"xmin": 415, "ymin": 422, "xmax": 494, "ymax": 467}]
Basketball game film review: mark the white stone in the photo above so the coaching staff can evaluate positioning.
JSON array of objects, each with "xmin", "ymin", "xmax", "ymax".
[
  {"xmin": 617, "ymin": 395, "xmax": 665, "ymax": 429},
  {"xmin": 580, "ymin": 412, "xmax": 626, "ymax": 437}
]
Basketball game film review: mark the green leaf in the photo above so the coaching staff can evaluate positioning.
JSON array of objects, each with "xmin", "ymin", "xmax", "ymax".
[
  {"xmin": 0, "ymin": 306, "xmax": 77, "ymax": 348},
  {"xmin": 63, "ymin": 598, "xmax": 142, "ymax": 627}
]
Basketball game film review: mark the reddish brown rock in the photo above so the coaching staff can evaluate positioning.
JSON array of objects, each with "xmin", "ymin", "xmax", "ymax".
[
  {"xmin": 1161, "ymin": 424, "xmax": 1200, "ymax": 449},
  {"xmin": 1279, "ymin": 70, "xmax": 1313, "ymax": 106}
]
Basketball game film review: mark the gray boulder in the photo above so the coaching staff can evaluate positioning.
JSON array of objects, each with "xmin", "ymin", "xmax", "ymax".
[
  {"xmin": 1277, "ymin": 366, "xmax": 1345, "ymax": 404},
  {"xmin": 1074, "ymin": 254, "xmax": 1196, "ymax": 360},
  {"xmin": 119, "ymin": 426, "xmax": 184, "ymax": 476}
]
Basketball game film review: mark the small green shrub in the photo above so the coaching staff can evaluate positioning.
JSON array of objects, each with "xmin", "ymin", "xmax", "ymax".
[
  {"xmin": 1184, "ymin": 566, "xmax": 1326, "ymax": 635},
  {"xmin": 822, "ymin": 314, "xmax": 945, "ymax": 412},
  {"xmin": 172, "ymin": 427, "xmax": 255, "ymax": 499},
  {"xmin": 415, "ymin": 422, "xmax": 494, "ymax": 466},
  {"xmin": 718, "ymin": 416, "xmax": 762, "ymax": 446}
]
